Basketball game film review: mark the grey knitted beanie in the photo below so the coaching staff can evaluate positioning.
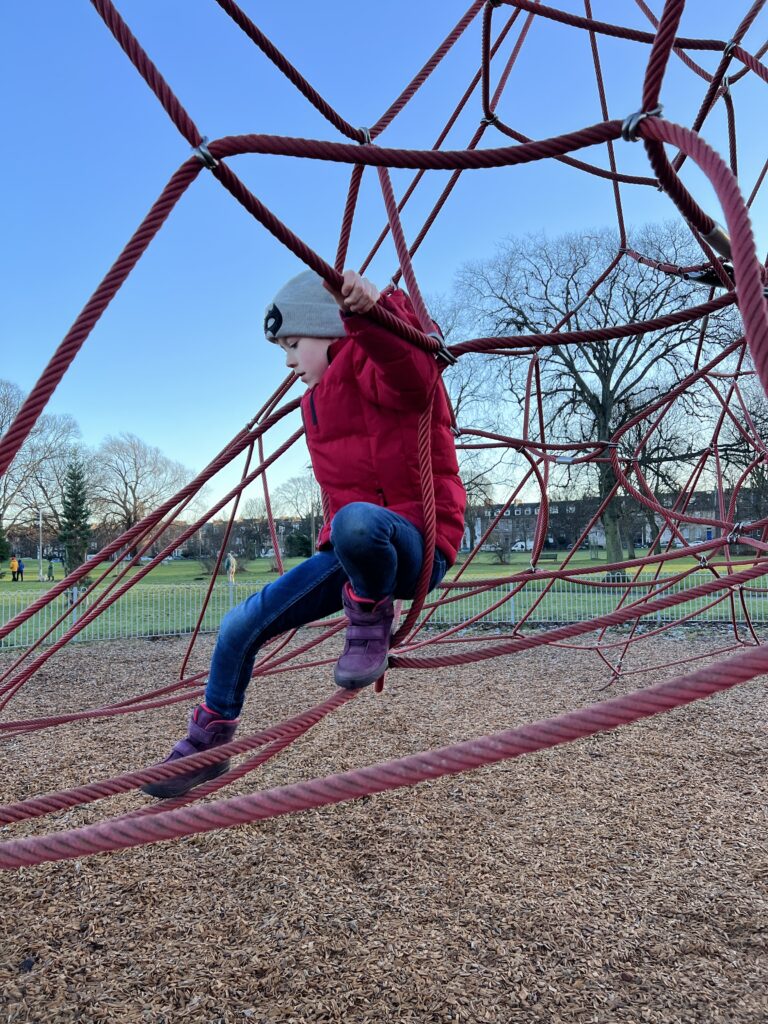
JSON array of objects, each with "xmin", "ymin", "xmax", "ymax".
[{"xmin": 263, "ymin": 270, "xmax": 342, "ymax": 342}]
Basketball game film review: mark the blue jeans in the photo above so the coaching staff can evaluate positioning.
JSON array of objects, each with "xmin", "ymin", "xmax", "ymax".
[{"xmin": 205, "ymin": 503, "xmax": 448, "ymax": 718}]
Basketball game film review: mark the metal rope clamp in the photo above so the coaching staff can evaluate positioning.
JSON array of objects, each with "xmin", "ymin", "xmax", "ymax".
[
  {"xmin": 358, "ymin": 126, "xmax": 372, "ymax": 145},
  {"xmin": 684, "ymin": 260, "xmax": 735, "ymax": 289},
  {"xmin": 192, "ymin": 136, "xmax": 218, "ymax": 170},
  {"xmin": 702, "ymin": 222, "xmax": 732, "ymax": 260},
  {"xmin": 428, "ymin": 330, "xmax": 457, "ymax": 367},
  {"xmin": 726, "ymin": 521, "xmax": 745, "ymax": 544},
  {"xmin": 621, "ymin": 104, "xmax": 663, "ymax": 142}
]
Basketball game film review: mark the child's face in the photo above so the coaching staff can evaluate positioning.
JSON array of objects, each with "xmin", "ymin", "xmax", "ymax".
[{"xmin": 277, "ymin": 336, "xmax": 335, "ymax": 387}]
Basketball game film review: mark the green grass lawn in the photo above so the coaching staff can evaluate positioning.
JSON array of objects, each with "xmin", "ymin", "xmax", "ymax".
[
  {"xmin": 0, "ymin": 550, "xmax": 730, "ymax": 593},
  {"xmin": 0, "ymin": 557, "xmax": 307, "ymax": 591},
  {"xmin": 446, "ymin": 550, "xmax": 711, "ymax": 580}
]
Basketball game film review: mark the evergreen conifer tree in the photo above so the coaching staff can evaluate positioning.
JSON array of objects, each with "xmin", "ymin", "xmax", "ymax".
[
  {"xmin": 59, "ymin": 459, "xmax": 91, "ymax": 574},
  {"xmin": 0, "ymin": 524, "xmax": 9, "ymax": 563}
]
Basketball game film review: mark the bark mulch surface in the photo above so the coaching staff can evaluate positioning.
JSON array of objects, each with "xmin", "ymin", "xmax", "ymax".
[{"xmin": 0, "ymin": 631, "xmax": 765, "ymax": 1023}]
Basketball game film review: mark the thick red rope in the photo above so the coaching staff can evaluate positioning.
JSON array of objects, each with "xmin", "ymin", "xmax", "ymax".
[
  {"xmin": 0, "ymin": 648, "xmax": 760, "ymax": 870},
  {"xmin": 3, "ymin": 0, "xmax": 768, "ymax": 870}
]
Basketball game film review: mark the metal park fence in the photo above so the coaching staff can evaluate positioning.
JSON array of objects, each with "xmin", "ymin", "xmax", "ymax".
[
  {"xmin": 1, "ymin": 573, "xmax": 766, "ymax": 651},
  {"xmin": 0, "ymin": 582, "xmax": 254, "ymax": 651}
]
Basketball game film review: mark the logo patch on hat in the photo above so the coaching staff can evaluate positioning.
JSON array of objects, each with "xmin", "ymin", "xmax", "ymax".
[{"xmin": 264, "ymin": 303, "xmax": 283, "ymax": 338}]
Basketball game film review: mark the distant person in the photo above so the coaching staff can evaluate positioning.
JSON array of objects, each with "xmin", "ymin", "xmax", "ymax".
[
  {"xmin": 224, "ymin": 552, "xmax": 238, "ymax": 584},
  {"xmin": 17, "ymin": 559, "xmax": 25, "ymax": 582},
  {"xmin": 47, "ymin": 559, "xmax": 55, "ymax": 582},
  {"xmin": 9, "ymin": 555, "xmax": 18, "ymax": 582}
]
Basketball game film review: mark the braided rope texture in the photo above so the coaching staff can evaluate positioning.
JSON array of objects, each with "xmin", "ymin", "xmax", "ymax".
[{"xmin": 2, "ymin": 1, "xmax": 768, "ymax": 866}]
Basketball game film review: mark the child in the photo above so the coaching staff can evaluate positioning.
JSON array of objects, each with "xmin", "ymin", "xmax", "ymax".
[{"xmin": 143, "ymin": 269, "xmax": 466, "ymax": 798}]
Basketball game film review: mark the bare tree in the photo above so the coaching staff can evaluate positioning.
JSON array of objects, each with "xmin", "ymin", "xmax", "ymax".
[
  {"xmin": 91, "ymin": 432, "xmax": 193, "ymax": 534},
  {"xmin": 456, "ymin": 223, "xmax": 739, "ymax": 563},
  {"xmin": 0, "ymin": 379, "xmax": 82, "ymax": 531},
  {"xmin": 718, "ymin": 374, "xmax": 768, "ymax": 521},
  {"xmin": 273, "ymin": 472, "xmax": 322, "ymax": 548},
  {"xmin": 27, "ymin": 422, "xmax": 90, "ymax": 535},
  {"xmin": 431, "ymin": 291, "xmax": 512, "ymax": 552},
  {"xmin": 615, "ymin": 400, "xmax": 701, "ymax": 556},
  {"xmin": 458, "ymin": 466, "xmax": 496, "ymax": 552},
  {"xmin": 240, "ymin": 496, "xmax": 272, "ymax": 558},
  {"xmin": 242, "ymin": 496, "xmax": 269, "ymax": 521}
]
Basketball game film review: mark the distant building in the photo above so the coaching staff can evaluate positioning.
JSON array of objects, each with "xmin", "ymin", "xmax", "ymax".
[
  {"xmin": 464, "ymin": 488, "xmax": 763, "ymax": 552},
  {"xmin": 467, "ymin": 497, "xmax": 606, "ymax": 551}
]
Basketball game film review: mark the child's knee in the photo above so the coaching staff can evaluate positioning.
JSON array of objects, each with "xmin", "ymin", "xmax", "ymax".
[{"xmin": 331, "ymin": 502, "xmax": 376, "ymax": 553}]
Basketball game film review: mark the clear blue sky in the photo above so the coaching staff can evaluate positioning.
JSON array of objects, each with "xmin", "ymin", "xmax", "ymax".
[{"xmin": 3, "ymin": 2, "xmax": 766, "ymax": 507}]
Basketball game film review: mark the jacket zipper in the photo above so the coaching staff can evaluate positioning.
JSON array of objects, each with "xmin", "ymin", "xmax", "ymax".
[{"xmin": 308, "ymin": 389, "xmax": 318, "ymax": 426}]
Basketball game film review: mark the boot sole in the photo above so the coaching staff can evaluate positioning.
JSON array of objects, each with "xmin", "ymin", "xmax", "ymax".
[
  {"xmin": 333, "ymin": 656, "xmax": 389, "ymax": 689},
  {"xmin": 141, "ymin": 759, "xmax": 231, "ymax": 800}
]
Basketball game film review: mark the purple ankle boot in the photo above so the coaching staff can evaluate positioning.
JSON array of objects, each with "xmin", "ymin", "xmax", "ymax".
[
  {"xmin": 141, "ymin": 704, "xmax": 239, "ymax": 799},
  {"xmin": 334, "ymin": 583, "xmax": 395, "ymax": 689}
]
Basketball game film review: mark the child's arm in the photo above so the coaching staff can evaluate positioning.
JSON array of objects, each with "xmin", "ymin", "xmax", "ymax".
[{"xmin": 328, "ymin": 271, "xmax": 439, "ymax": 409}]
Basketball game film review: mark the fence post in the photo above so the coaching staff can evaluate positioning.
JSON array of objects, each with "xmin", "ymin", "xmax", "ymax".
[{"xmin": 70, "ymin": 586, "xmax": 79, "ymax": 640}]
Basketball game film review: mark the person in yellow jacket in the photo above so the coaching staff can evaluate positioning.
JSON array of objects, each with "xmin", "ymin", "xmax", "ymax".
[{"xmin": 9, "ymin": 556, "xmax": 18, "ymax": 582}]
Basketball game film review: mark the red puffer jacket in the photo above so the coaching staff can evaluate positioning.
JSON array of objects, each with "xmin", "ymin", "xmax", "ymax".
[{"xmin": 301, "ymin": 289, "xmax": 466, "ymax": 564}]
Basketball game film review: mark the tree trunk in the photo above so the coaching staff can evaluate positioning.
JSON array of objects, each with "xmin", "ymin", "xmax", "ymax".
[
  {"xmin": 623, "ymin": 507, "xmax": 637, "ymax": 561},
  {"xmin": 644, "ymin": 509, "xmax": 660, "ymax": 553},
  {"xmin": 466, "ymin": 515, "xmax": 476, "ymax": 553},
  {"xmin": 602, "ymin": 504, "xmax": 623, "ymax": 565},
  {"xmin": 598, "ymin": 462, "xmax": 624, "ymax": 564}
]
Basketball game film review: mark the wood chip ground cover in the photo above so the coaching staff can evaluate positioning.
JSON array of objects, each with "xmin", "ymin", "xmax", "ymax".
[{"xmin": 0, "ymin": 631, "xmax": 765, "ymax": 1023}]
